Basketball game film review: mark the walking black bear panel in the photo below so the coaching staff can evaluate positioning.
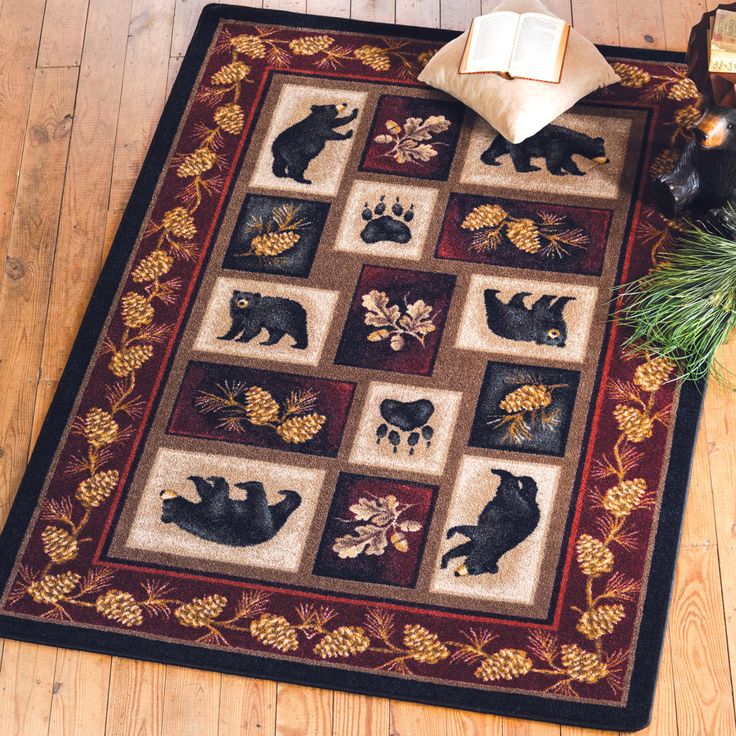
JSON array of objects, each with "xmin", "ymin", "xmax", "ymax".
[
  {"xmin": 376, "ymin": 398, "xmax": 434, "ymax": 454},
  {"xmin": 218, "ymin": 290, "xmax": 308, "ymax": 349},
  {"xmin": 440, "ymin": 468, "xmax": 540, "ymax": 576},
  {"xmin": 160, "ymin": 476, "xmax": 301, "ymax": 547},
  {"xmin": 484, "ymin": 289, "xmax": 575, "ymax": 348},
  {"xmin": 360, "ymin": 195, "xmax": 414, "ymax": 244},
  {"xmin": 271, "ymin": 103, "xmax": 358, "ymax": 184},
  {"xmin": 480, "ymin": 124, "xmax": 609, "ymax": 176}
]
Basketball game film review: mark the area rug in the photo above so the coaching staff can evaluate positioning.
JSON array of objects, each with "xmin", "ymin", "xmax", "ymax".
[{"xmin": 0, "ymin": 6, "xmax": 704, "ymax": 731}]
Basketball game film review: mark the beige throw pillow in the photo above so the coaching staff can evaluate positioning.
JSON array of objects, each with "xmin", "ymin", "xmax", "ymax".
[{"xmin": 418, "ymin": 0, "xmax": 620, "ymax": 143}]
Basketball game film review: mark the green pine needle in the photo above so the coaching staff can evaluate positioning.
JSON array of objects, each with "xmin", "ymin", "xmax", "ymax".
[{"xmin": 618, "ymin": 209, "xmax": 736, "ymax": 385}]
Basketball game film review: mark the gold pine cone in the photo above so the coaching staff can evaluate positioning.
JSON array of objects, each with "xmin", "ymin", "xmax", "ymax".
[
  {"xmin": 27, "ymin": 571, "xmax": 81, "ymax": 605},
  {"xmin": 82, "ymin": 408, "xmax": 119, "ymax": 448},
  {"xmin": 402, "ymin": 624, "xmax": 449, "ymax": 664},
  {"xmin": 230, "ymin": 34, "xmax": 266, "ymax": 58},
  {"xmin": 244, "ymin": 386, "xmax": 281, "ymax": 426},
  {"xmin": 162, "ymin": 207, "xmax": 196, "ymax": 240},
  {"xmin": 576, "ymin": 604, "xmax": 626, "ymax": 641},
  {"xmin": 576, "ymin": 534, "xmax": 614, "ymax": 578},
  {"xmin": 354, "ymin": 45, "xmax": 391, "ymax": 71},
  {"xmin": 250, "ymin": 613, "xmax": 299, "ymax": 652},
  {"xmin": 132, "ymin": 250, "xmax": 175, "ymax": 282},
  {"xmin": 603, "ymin": 478, "xmax": 647, "ymax": 519},
  {"xmin": 96, "ymin": 589, "xmax": 144, "ymax": 627},
  {"xmin": 613, "ymin": 404, "xmax": 654, "ymax": 443},
  {"xmin": 176, "ymin": 147, "xmax": 217, "ymax": 178},
  {"xmin": 276, "ymin": 413, "xmax": 326, "ymax": 444},
  {"xmin": 649, "ymin": 149, "xmax": 679, "ymax": 180},
  {"xmin": 175, "ymin": 594, "xmax": 227, "ymax": 628},
  {"xmin": 561, "ymin": 644, "xmax": 609, "ymax": 684},
  {"xmin": 250, "ymin": 230, "xmax": 300, "ymax": 256},
  {"xmin": 76, "ymin": 469, "xmax": 120, "ymax": 508},
  {"xmin": 475, "ymin": 649, "xmax": 533, "ymax": 682},
  {"xmin": 214, "ymin": 103, "xmax": 245, "ymax": 135},
  {"xmin": 41, "ymin": 525, "xmax": 79, "ymax": 563},
  {"xmin": 667, "ymin": 76, "xmax": 698, "ymax": 101},
  {"xmin": 505, "ymin": 218, "xmax": 541, "ymax": 253},
  {"xmin": 417, "ymin": 49, "xmax": 436, "ymax": 67},
  {"xmin": 211, "ymin": 60, "xmax": 251, "ymax": 85},
  {"xmin": 289, "ymin": 35, "xmax": 334, "ymax": 55},
  {"xmin": 313, "ymin": 626, "xmax": 371, "ymax": 658},
  {"xmin": 461, "ymin": 204, "xmax": 508, "ymax": 230},
  {"xmin": 634, "ymin": 356, "xmax": 676, "ymax": 392},
  {"xmin": 612, "ymin": 62, "xmax": 651, "ymax": 88},
  {"xmin": 499, "ymin": 384, "xmax": 554, "ymax": 414},
  {"xmin": 674, "ymin": 104, "xmax": 702, "ymax": 129},
  {"xmin": 121, "ymin": 292, "xmax": 154, "ymax": 329},
  {"xmin": 109, "ymin": 344, "xmax": 154, "ymax": 378}
]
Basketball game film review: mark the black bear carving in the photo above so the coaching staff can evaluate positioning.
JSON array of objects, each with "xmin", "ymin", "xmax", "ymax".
[
  {"xmin": 160, "ymin": 476, "xmax": 301, "ymax": 546},
  {"xmin": 440, "ymin": 468, "xmax": 540, "ymax": 576},
  {"xmin": 484, "ymin": 289, "xmax": 575, "ymax": 348},
  {"xmin": 272, "ymin": 103, "xmax": 358, "ymax": 184},
  {"xmin": 218, "ymin": 290, "xmax": 308, "ymax": 349},
  {"xmin": 480, "ymin": 124, "xmax": 609, "ymax": 176}
]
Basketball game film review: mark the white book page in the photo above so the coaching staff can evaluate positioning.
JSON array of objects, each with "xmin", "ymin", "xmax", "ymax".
[
  {"xmin": 462, "ymin": 12, "xmax": 518, "ymax": 73},
  {"xmin": 508, "ymin": 12, "xmax": 566, "ymax": 81}
]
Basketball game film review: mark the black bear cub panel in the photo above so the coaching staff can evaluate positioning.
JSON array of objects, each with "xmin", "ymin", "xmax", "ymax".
[
  {"xmin": 160, "ymin": 476, "xmax": 301, "ymax": 547},
  {"xmin": 480, "ymin": 124, "xmax": 609, "ymax": 176},
  {"xmin": 440, "ymin": 468, "xmax": 540, "ymax": 576},
  {"xmin": 484, "ymin": 289, "xmax": 575, "ymax": 348},
  {"xmin": 219, "ymin": 290, "xmax": 309, "ymax": 349},
  {"xmin": 272, "ymin": 103, "xmax": 358, "ymax": 184}
]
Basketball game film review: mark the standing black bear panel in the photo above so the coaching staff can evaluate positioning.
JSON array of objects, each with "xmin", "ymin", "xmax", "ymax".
[
  {"xmin": 376, "ymin": 398, "xmax": 434, "ymax": 454},
  {"xmin": 160, "ymin": 476, "xmax": 301, "ymax": 546},
  {"xmin": 484, "ymin": 289, "xmax": 575, "ymax": 348},
  {"xmin": 440, "ymin": 469, "xmax": 540, "ymax": 576},
  {"xmin": 272, "ymin": 103, "xmax": 358, "ymax": 184},
  {"xmin": 481, "ymin": 124, "xmax": 609, "ymax": 176},
  {"xmin": 218, "ymin": 290, "xmax": 309, "ymax": 349}
]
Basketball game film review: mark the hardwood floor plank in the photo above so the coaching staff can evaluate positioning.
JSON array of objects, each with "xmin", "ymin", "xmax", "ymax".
[
  {"xmin": 388, "ymin": 700, "xmax": 446, "ymax": 736},
  {"xmin": 446, "ymin": 708, "xmax": 503, "ymax": 736},
  {"xmin": 545, "ymin": 0, "xmax": 573, "ymax": 24},
  {"xmin": 37, "ymin": 0, "xmax": 90, "ymax": 68},
  {"xmin": 274, "ymin": 683, "xmax": 332, "ymax": 736},
  {"xmin": 332, "ymin": 692, "xmax": 389, "ymax": 736},
  {"xmin": 350, "ymin": 0, "xmax": 395, "ymax": 23},
  {"xmin": 219, "ymin": 675, "xmax": 277, "ymax": 736},
  {"xmin": 263, "ymin": 0, "xmax": 308, "ymax": 12},
  {"xmin": 569, "ymin": 0, "xmax": 619, "ymax": 45},
  {"xmin": 160, "ymin": 666, "xmax": 220, "ymax": 736},
  {"xmin": 440, "ymin": 0, "xmax": 481, "ymax": 31},
  {"xmin": 616, "ymin": 0, "xmax": 665, "ymax": 49},
  {"xmin": 106, "ymin": 658, "xmax": 165, "ymax": 736},
  {"xmin": 659, "ymin": 0, "xmax": 706, "ymax": 52},
  {"xmin": 307, "ymin": 0, "xmax": 349, "ymax": 17},
  {"xmin": 504, "ymin": 717, "xmax": 560, "ymax": 735},
  {"xmin": 395, "ymin": 0, "xmax": 440, "ymax": 28}
]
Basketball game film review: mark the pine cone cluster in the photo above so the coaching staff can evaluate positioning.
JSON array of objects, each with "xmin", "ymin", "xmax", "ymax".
[
  {"xmin": 603, "ymin": 478, "xmax": 647, "ymax": 518},
  {"xmin": 613, "ymin": 62, "xmax": 651, "ymax": 88},
  {"xmin": 121, "ymin": 292, "xmax": 154, "ymax": 329},
  {"xmin": 649, "ymin": 149, "xmax": 679, "ymax": 180},
  {"xmin": 289, "ymin": 35, "xmax": 334, "ymax": 55},
  {"xmin": 214, "ymin": 103, "xmax": 245, "ymax": 135},
  {"xmin": 634, "ymin": 356, "xmax": 676, "ymax": 392},
  {"xmin": 177, "ymin": 147, "xmax": 217, "ymax": 178},
  {"xmin": 499, "ymin": 384, "xmax": 554, "ymax": 414},
  {"xmin": 313, "ymin": 626, "xmax": 371, "ymax": 658},
  {"xmin": 250, "ymin": 613, "xmax": 299, "ymax": 652},
  {"xmin": 162, "ymin": 207, "xmax": 197, "ymax": 240},
  {"xmin": 132, "ymin": 249, "xmax": 175, "ymax": 282},
  {"xmin": 276, "ymin": 413, "xmax": 326, "ymax": 444},
  {"xmin": 96, "ymin": 589, "xmax": 144, "ymax": 627},
  {"xmin": 576, "ymin": 604, "xmax": 625, "ymax": 641},
  {"xmin": 613, "ymin": 404, "xmax": 654, "ymax": 443},
  {"xmin": 561, "ymin": 644, "xmax": 609, "ymax": 684},
  {"xmin": 41, "ymin": 525, "xmax": 79, "ymax": 563},
  {"xmin": 674, "ymin": 104, "xmax": 702, "ymax": 130},
  {"xmin": 230, "ymin": 34, "xmax": 266, "ymax": 58},
  {"xmin": 576, "ymin": 534, "xmax": 614, "ymax": 578},
  {"xmin": 250, "ymin": 230, "xmax": 300, "ymax": 257},
  {"xmin": 475, "ymin": 648, "xmax": 533, "ymax": 682},
  {"xmin": 109, "ymin": 344, "xmax": 154, "ymax": 378},
  {"xmin": 505, "ymin": 218, "xmax": 541, "ymax": 253},
  {"xmin": 175, "ymin": 594, "xmax": 227, "ymax": 628},
  {"xmin": 244, "ymin": 386, "xmax": 281, "ymax": 425},
  {"xmin": 461, "ymin": 204, "xmax": 508, "ymax": 230},
  {"xmin": 668, "ymin": 76, "xmax": 698, "ymax": 101},
  {"xmin": 82, "ymin": 408, "xmax": 119, "ymax": 448},
  {"xmin": 354, "ymin": 45, "xmax": 391, "ymax": 71},
  {"xmin": 402, "ymin": 624, "xmax": 449, "ymax": 664},
  {"xmin": 27, "ymin": 571, "xmax": 81, "ymax": 605},
  {"xmin": 211, "ymin": 60, "xmax": 251, "ymax": 85},
  {"xmin": 76, "ymin": 469, "xmax": 119, "ymax": 508}
]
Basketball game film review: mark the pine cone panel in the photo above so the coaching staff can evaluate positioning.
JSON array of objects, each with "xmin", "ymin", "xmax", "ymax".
[
  {"xmin": 667, "ymin": 77, "xmax": 698, "ymax": 101},
  {"xmin": 499, "ymin": 384, "xmax": 554, "ymax": 414},
  {"xmin": 244, "ymin": 386, "xmax": 281, "ymax": 425},
  {"xmin": 461, "ymin": 204, "xmax": 508, "ymax": 230},
  {"xmin": 250, "ymin": 230, "xmax": 300, "ymax": 256},
  {"xmin": 276, "ymin": 413, "xmax": 326, "ymax": 444},
  {"xmin": 505, "ymin": 218, "xmax": 541, "ymax": 253}
]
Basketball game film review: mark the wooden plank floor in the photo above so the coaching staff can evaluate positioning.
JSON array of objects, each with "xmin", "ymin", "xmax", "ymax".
[{"xmin": 0, "ymin": 0, "xmax": 733, "ymax": 733}]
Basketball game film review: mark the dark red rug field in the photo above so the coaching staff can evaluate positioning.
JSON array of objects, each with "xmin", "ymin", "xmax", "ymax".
[{"xmin": 0, "ymin": 6, "xmax": 704, "ymax": 731}]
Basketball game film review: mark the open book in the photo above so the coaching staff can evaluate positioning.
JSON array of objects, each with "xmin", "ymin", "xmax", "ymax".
[{"xmin": 459, "ymin": 11, "xmax": 570, "ymax": 84}]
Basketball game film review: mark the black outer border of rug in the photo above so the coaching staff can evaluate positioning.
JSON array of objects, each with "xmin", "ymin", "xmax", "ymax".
[{"xmin": 0, "ymin": 5, "xmax": 703, "ymax": 732}]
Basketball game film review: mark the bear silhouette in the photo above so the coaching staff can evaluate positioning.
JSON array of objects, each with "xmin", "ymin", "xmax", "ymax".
[
  {"xmin": 484, "ymin": 289, "xmax": 575, "ymax": 348},
  {"xmin": 271, "ymin": 103, "xmax": 358, "ymax": 184},
  {"xmin": 440, "ymin": 468, "xmax": 540, "ymax": 576},
  {"xmin": 480, "ymin": 124, "xmax": 609, "ymax": 176},
  {"xmin": 218, "ymin": 290, "xmax": 308, "ymax": 349},
  {"xmin": 160, "ymin": 476, "xmax": 301, "ymax": 547}
]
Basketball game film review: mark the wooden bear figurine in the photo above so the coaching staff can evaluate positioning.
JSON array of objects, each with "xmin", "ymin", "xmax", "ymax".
[{"xmin": 654, "ymin": 105, "xmax": 736, "ymax": 222}]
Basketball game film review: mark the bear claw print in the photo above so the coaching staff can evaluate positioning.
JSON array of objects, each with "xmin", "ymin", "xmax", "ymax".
[
  {"xmin": 376, "ymin": 398, "xmax": 435, "ymax": 454},
  {"xmin": 361, "ymin": 195, "xmax": 414, "ymax": 244}
]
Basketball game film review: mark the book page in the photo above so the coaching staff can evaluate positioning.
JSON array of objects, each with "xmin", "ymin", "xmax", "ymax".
[
  {"xmin": 508, "ymin": 13, "xmax": 568, "ymax": 83},
  {"xmin": 460, "ymin": 12, "xmax": 518, "ymax": 74},
  {"xmin": 710, "ymin": 9, "xmax": 736, "ymax": 73}
]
